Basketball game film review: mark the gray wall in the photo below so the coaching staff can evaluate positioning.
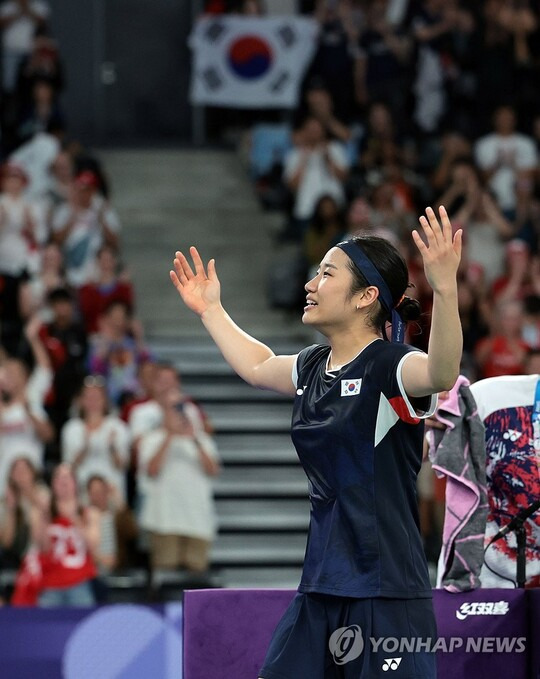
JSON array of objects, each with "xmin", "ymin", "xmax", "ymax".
[{"xmin": 48, "ymin": 0, "xmax": 195, "ymax": 145}]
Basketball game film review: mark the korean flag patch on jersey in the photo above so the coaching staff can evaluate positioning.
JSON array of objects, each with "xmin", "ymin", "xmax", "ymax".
[{"xmin": 341, "ymin": 379, "xmax": 362, "ymax": 396}]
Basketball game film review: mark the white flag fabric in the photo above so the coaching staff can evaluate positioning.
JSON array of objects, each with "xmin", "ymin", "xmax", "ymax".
[{"xmin": 189, "ymin": 16, "xmax": 319, "ymax": 109}]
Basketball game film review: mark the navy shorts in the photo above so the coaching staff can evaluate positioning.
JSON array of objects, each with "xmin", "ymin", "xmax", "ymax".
[{"xmin": 259, "ymin": 593, "xmax": 437, "ymax": 679}]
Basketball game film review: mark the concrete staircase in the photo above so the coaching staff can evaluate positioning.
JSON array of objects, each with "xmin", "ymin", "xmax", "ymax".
[
  {"xmin": 100, "ymin": 149, "xmax": 314, "ymax": 588},
  {"xmin": 101, "ymin": 148, "xmax": 300, "ymax": 339},
  {"xmin": 150, "ymin": 334, "xmax": 308, "ymax": 589}
]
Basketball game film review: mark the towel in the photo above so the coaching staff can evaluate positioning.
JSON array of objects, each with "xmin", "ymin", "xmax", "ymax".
[{"xmin": 428, "ymin": 376, "xmax": 488, "ymax": 591}]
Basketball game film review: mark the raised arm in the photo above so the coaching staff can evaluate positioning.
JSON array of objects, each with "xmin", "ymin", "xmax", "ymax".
[
  {"xmin": 401, "ymin": 206, "xmax": 463, "ymax": 397},
  {"xmin": 170, "ymin": 247, "xmax": 297, "ymax": 396}
]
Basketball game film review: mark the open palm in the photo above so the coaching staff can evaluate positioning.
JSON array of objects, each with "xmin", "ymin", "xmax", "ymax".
[
  {"xmin": 412, "ymin": 206, "xmax": 462, "ymax": 293},
  {"xmin": 170, "ymin": 246, "xmax": 221, "ymax": 317}
]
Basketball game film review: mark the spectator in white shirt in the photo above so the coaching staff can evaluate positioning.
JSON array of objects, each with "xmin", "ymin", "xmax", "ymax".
[
  {"xmin": 52, "ymin": 170, "xmax": 121, "ymax": 287},
  {"xmin": 475, "ymin": 105, "xmax": 538, "ymax": 214},
  {"xmin": 61, "ymin": 376, "xmax": 130, "ymax": 503},
  {"xmin": 129, "ymin": 363, "xmax": 209, "ymax": 515},
  {"xmin": 0, "ymin": 0, "xmax": 50, "ymax": 92},
  {"xmin": 284, "ymin": 116, "xmax": 349, "ymax": 234},
  {"xmin": 129, "ymin": 363, "xmax": 207, "ymax": 443},
  {"xmin": 0, "ymin": 162, "xmax": 37, "ymax": 276},
  {"xmin": 0, "ymin": 317, "xmax": 53, "ymax": 496},
  {"xmin": 9, "ymin": 130, "xmax": 60, "ymax": 202},
  {"xmin": 138, "ymin": 384, "xmax": 220, "ymax": 574}
]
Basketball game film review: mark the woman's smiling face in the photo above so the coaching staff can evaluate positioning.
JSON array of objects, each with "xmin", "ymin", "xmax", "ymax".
[{"xmin": 303, "ymin": 247, "xmax": 363, "ymax": 330}]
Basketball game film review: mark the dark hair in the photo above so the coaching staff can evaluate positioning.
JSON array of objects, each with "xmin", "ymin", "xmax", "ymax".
[
  {"xmin": 346, "ymin": 235, "xmax": 421, "ymax": 335},
  {"xmin": 524, "ymin": 295, "xmax": 540, "ymax": 315},
  {"xmin": 311, "ymin": 195, "xmax": 346, "ymax": 234},
  {"xmin": 449, "ymin": 156, "xmax": 484, "ymax": 187},
  {"xmin": 47, "ymin": 286, "xmax": 72, "ymax": 305},
  {"xmin": 102, "ymin": 299, "xmax": 131, "ymax": 317}
]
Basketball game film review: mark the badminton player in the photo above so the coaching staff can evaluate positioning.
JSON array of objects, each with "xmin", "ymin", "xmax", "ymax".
[{"xmin": 170, "ymin": 205, "xmax": 462, "ymax": 678}]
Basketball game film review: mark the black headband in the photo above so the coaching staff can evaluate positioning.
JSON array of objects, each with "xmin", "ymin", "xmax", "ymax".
[{"xmin": 336, "ymin": 240, "xmax": 405, "ymax": 343}]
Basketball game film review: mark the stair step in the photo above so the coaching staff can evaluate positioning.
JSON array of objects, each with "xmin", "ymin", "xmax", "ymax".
[
  {"xmin": 215, "ymin": 466, "xmax": 307, "ymax": 497},
  {"xmin": 211, "ymin": 533, "xmax": 307, "ymax": 565},
  {"xmin": 102, "ymin": 148, "xmax": 315, "ymax": 591},
  {"xmin": 183, "ymin": 381, "xmax": 292, "ymax": 403},
  {"xmin": 215, "ymin": 433, "xmax": 297, "ymax": 464},
  {"xmin": 204, "ymin": 402, "xmax": 292, "ymax": 433},
  {"xmin": 216, "ymin": 498, "xmax": 310, "ymax": 531},
  {"xmin": 217, "ymin": 566, "xmax": 302, "ymax": 589},
  {"xmin": 149, "ymin": 337, "xmax": 306, "ymax": 357}
]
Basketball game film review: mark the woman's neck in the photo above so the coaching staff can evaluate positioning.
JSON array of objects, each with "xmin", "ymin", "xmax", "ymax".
[
  {"xmin": 99, "ymin": 271, "xmax": 116, "ymax": 285},
  {"xmin": 85, "ymin": 412, "xmax": 104, "ymax": 428},
  {"xmin": 326, "ymin": 327, "xmax": 381, "ymax": 370},
  {"xmin": 56, "ymin": 497, "xmax": 78, "ymax": 517}
]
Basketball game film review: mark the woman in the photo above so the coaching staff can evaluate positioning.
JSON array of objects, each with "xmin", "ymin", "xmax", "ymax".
[
  {"xmin": 78, "ymin": 244, "xmax": 135, "ymax": 335},
  {"xmin": 0, "ymin": 457, "xmax": 49, "ymax": 569},
  {"xmin": 304, "ymin": 195, "xmax": 347, "ymax": 277},
  {"xmin": 61, "ymin": 376, "xmax": 130, "ymax": 502},
  {"xmin": 138, "ymin": 382, "xmax": 220, "ymax": 574},
  {"xmin": 33, "ymin": 464, "xmax": 98, "ymax": 607},
  {"xmin": 474, "ymin": 299, "xmax": 529, "ymax": 379},
  {"xmin": 29, "ymin": 242, "xmax": 68, "ymax": 319},
  {"xmin": 437, "ymin": 158, "xmax": 513, "ymax": 284},
  {"xmin": 0, "ymin": 162, "xmax": 36, "ymax": 277},
  {"xmin": 86, "ymin": 300, "xmax": 151, "ymax": 406},
  {"xmin": 170, "ymin": 206, "xmax": 462, "ymax": 678}
]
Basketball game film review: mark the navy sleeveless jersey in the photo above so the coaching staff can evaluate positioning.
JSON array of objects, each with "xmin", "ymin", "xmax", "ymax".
[{"xmin": 292, "ymin": 339, "xmax": 436, "ymax": 599}]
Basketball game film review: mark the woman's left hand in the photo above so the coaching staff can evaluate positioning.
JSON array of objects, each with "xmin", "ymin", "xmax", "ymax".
[{"xmin": 412, "ymin": 205, "xmax": 462, "ymax": 294}]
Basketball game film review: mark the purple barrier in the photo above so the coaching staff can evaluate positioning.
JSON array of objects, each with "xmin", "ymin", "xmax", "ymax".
[
  {"xmin": 432, "ymin": 589, "xmax": 528, "ymax": 679},
  {"xmin": 0, "ymin": 604, "xmax": 183, "ymax": 679},
  {"xmin": 529, "ymin": 589, "xmax": 540, "ymax": 679},
  {"xmin": 183, "ymin": 589, "xmax": 296, "ymax": 679},
  {"xmin": 183, "ymin": 589, "xmax": 532, "ymax": 679},
  {"xmin": 0, "ymin": 607, "xmax": 88, "ymax": 679}
]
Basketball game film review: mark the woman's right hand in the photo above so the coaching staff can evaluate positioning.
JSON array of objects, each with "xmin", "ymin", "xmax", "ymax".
[{"xmin": 170, "ymin": 246, "xmax": 221, "ymax": 317}]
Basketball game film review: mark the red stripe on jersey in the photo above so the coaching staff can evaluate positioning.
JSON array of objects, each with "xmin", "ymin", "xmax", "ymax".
[{"xmin": 389, "ymin": 396, "xmax": 420, "ymax": 425}]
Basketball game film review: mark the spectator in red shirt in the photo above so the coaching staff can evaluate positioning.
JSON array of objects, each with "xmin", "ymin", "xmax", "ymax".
[
  {"xmin": 32, "ymin": 463, "xmax": 99, "ymax": 606},
  {"xmin": 475, "ymin": 299, "xmax": 529, "ymax": 378},
  {"xmin": 78, "ymin": 244, "xmax": 134, "ymax": 335},
  {"xmin": 491, "ymin": 239, "xmax": 540, "ymax": 304}
]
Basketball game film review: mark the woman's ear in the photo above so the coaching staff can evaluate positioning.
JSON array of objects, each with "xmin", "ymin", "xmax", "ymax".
[{"xmin": 355, "ymin": 285, "xmax": 379, "ymax": 309}]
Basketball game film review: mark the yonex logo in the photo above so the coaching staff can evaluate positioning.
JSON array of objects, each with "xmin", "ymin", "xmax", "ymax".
[
  {"xmin": 328, "ymin": 625, "xmax": 364, "ymax": 665},
  {"xmin": 502, "ymin": 429, "xmax": 522, "ymax": 442},
  {"xmin": 382, "ymin": 657, "xmax": 402, "ymax": 671}
]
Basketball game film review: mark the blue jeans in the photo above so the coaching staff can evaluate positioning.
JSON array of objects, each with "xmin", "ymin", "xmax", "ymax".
[{"xmin": 38, "ymin": 580, "xmax": 96, "ymax": 607}]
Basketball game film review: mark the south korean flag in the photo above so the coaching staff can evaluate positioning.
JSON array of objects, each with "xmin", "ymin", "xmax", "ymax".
[
  {"xmin": 341, "ymin": 379, "xmax": 362, "ymax": 397},
  {"xmin": 189, "ymin": 15, "xmax": 318, "ymax": 109}
]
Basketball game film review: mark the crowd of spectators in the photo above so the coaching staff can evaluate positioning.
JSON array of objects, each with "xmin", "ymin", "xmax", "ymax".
[
  {"xmin": 234, "ymin": 0, "xmax": 540, "ymax": 385},
  {"xmin": 210, "ymin": 0, "xmax": 540, "ymax": 559},
  {"xmin": 2, "ymin": 0, "xmax": 540, "ymax": 602},
  {"xmin": 0, "ymin": 1, "xmax": 220, "ymax": 606}
]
